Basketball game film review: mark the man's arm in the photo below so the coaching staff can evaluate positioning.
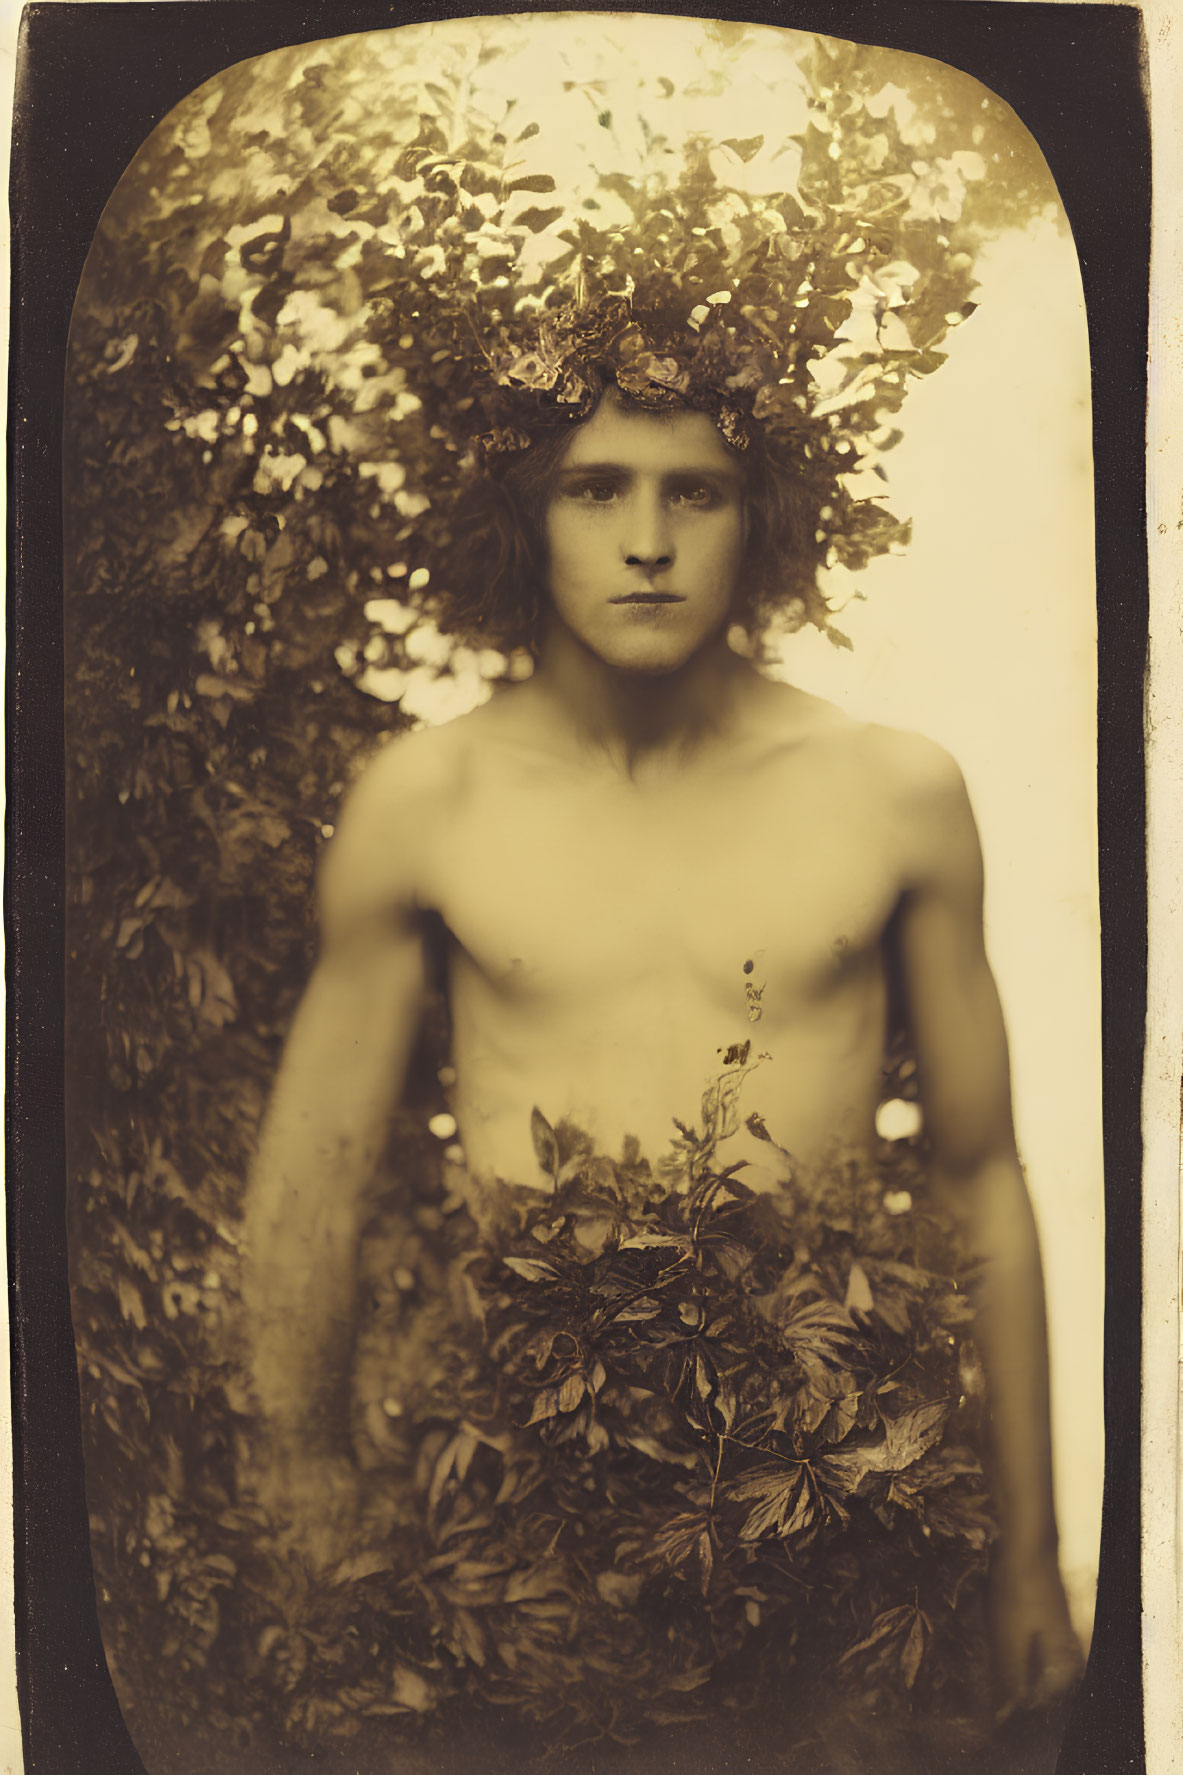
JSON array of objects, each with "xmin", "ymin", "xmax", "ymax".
[
  {"xmin": 241, "ymin": 740, "xmax": 435, "ymax": 1547},
  {"xmin": 888, "ymin": 732, "xmax": 1082, "ymax": 1711}
]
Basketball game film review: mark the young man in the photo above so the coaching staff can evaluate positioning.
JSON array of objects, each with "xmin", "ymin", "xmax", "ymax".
[{"xmin": 242, "ymin": 385, "xmax": 1081, "ymax": 1722}]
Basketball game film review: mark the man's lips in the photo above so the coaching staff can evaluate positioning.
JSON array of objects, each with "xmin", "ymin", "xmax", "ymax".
[{"xmin": 609, "ymin": 592, "xmax": 685, "ymax": 604}]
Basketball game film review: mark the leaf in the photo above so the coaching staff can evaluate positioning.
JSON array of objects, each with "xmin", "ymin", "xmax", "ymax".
[
  {"xmin": 573, "ymin": 1214, "xmax": 614, "ymax": 1255},
  {"xmin": 504, "ymin": 1566, "xmax": 564, "ymax": 1603},
  {"xmin": 826, "ymin": 626, "xmax": 854, "ymax": 651},
  {"xmin": 595, "ymin": 1569, "xmax": 644, "ymax": 1608},
  {"xmin": 838, "ymin": 1604, "xmax": 914, "ymax": 1668},
  {"xmin": 818, "ymin": 1400, "xmax": 949, "ymax": 1497},
  {"xmin": 721, "ymin": 135, "xmax": 764, "ymax": 163},
  {"xmin": 512, "ymin": 206, "xmax": 564, "ymax": 234},
  {"xmin": 780, "ymin": 1296, "xmax": 860, "ymax": 1389},
  {"xmin": 329, "ymin": 1549, "xmax": 393, "ymax": 1584},
  {"xmin": 390, "ymin": 1664, "xmax": 433, "ymax": 1712},
  {"xmin": 613, "ymin": 1297, "xmax": 660, "ymax": 1323},
  {"xmin": 666, "ymin": 1665, "xmax": 712, "ymax": 1693},
  {"xmin": 694, "ymin": 1528, "xmax": 714, "ymax": 1596},
  {"xmin": 194, "ymin": 672, "xmax": 254, "ymax": 701},
  {"xmin": 524, "ymin": 1387, "xmax": 561, "ymax": 1426},
  {"xmin": 882, "ymin": 1400, "xmax": 948, "ymax": 1468},
  {"xmin": 508, "ymin": 174, "xmax": 557, "ymax": 194},
  {"xmin": 185, "ymin": 949, "xmax": 238, "ymax": 1028},
  {"xmin": 820, "ymin": 1388, "xmax": 861, "ymax": 1444},
  {"xmin": 739, "ymin": 1481, "xmax": 798, "ymax": 1543},
  {"xmin": 503, "ymin": 1255, "xmax": 561, "ymax": 1284},
  {"xmin": 530, "ymin": 1106, "xmax": 559, "ymax": 1177},
  {"xmin": 845, "ymin": 1260, "xmax": 875, "ymax": 1314},
  {"xmin": 117, "ymin": 1277, "xmax": 146, "ymax": 1328},
  {"xmin": 557, "ymin": 1374, "xmax": 585, "ymax": 1413},
  {"xmin": 901, "ymin": 1613, "xmax": 928, "ymax": 1688}
]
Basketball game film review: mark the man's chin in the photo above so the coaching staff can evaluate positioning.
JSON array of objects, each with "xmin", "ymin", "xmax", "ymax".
[
  {"xmin": 604, "ymin": 650, "xmax": 691, "ymax": 678},
  {"xmin": 593, "ymin": 633, "xmax": 728, "ymax": 677}
]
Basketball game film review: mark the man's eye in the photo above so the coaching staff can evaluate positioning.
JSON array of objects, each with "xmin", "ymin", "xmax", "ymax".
[
  {"xmin": 670, "ymin": 483, "xmax": 719, "ymax": 508},
  {"xmin": 568, "ymin": 479, "xmax": 619, "ymax": 503}
]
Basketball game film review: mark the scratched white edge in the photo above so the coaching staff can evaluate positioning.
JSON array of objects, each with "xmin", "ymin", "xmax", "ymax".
[
  {"xmin": 1137, "ymin": 0, "xmax": 1183, "ymax": 1771},
  {"xmin": 1, "ymin": 5, "xmax": 1178, "ymax": 1775}
]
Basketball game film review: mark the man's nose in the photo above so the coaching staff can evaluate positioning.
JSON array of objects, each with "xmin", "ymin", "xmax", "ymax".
[{"xmin": 622, "ymin": 490, "xmax": 673, "ymax": 571}]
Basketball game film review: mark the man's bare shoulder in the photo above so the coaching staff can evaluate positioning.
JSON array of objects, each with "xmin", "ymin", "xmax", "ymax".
[
  {"xmin": 859, "ymin": 722, "xmax": 981, "ymax": 884},
  {"xmin": 342, "ymin": 715, "xmax": 472, "ymax": 814},
  {"xmin": 752, "ymin": 682, "xmax": 959, "ymax": 792},
  {"xmin": 861, "ymin": 721, "xmax": 967, "ymax": 801},
  {"xmin": 754, "ymin": 689, "xmax": 976, "ymax": 866},
  {"xmin": 318, "ymin": 717, "xmax": 477, "ymax": 922}
]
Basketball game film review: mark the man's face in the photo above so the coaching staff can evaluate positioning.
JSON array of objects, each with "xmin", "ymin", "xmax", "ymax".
[{"xmin": 542, "ymin": 394, "xmax": 747, "ymax": 675}]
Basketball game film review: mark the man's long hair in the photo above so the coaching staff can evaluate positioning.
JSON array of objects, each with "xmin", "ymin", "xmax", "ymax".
[{"xmin": 433, "ymin": 374, "xmax": 824, "ymax": 655}]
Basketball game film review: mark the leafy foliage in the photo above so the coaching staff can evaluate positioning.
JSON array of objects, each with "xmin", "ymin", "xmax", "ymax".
[{"xmin": 81, "ymin": 1082, "xmax": 995, "ymax": 1765}]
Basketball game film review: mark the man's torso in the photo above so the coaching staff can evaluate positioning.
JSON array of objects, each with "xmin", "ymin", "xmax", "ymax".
[{"xmin": 398, "ymin": 677, "xmax": 916, "ymax": 1190}]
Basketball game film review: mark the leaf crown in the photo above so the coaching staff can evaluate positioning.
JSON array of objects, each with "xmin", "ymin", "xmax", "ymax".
[{"xmin": 362, "ymin": 112, "xmax": 981, "ymax": 649}]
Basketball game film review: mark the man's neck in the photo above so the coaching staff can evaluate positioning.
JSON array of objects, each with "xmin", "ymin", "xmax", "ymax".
[{"xmin": 531, "ymin": 620, "xmax": 761, "ymax": 780}]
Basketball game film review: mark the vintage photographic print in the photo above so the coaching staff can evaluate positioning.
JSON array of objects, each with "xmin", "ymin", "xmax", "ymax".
[{"xmin": 7, "ymin": 4, "xmax": 1155, "ymax": 1773}]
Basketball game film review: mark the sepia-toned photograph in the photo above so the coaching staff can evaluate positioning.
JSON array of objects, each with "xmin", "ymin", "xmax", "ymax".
[{"xmin": 55, "ymin": 11, "xmax": 1111, "ymax": 1772}]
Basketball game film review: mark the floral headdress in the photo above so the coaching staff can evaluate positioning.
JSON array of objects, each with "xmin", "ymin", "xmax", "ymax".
[{"xmin": 342, "ymin": 69, "xmax": 982, "ymax": 677}]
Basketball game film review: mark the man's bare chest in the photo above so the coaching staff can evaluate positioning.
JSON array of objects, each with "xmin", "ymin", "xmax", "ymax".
[{"xmin": 426, "ymin": 758, "xmax": 901, "ymax": 1013}]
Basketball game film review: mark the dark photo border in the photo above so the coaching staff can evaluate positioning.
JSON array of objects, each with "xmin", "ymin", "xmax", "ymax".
[{"xmin": 8, "ymin": 3, "xmax": 1149, "ymax": 1771}]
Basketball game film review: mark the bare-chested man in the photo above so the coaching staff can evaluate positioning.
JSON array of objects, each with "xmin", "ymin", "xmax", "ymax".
[{"xmin": 243, "ymin": 388, "xmax": 1082, "ymax": 1720}]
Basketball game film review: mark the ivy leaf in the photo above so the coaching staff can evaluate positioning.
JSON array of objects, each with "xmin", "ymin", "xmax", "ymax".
[
  {"xmin": 883, "ymin": 1400, "xmax": 948, "ymax": 1468},
  {"xmin": 838, "ymin": 1603, "xmax": 915, "ymax": 1670},
  {"xmin": 732, "ymin": 1467, "xmax": 808, "ymax": 1542}
]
